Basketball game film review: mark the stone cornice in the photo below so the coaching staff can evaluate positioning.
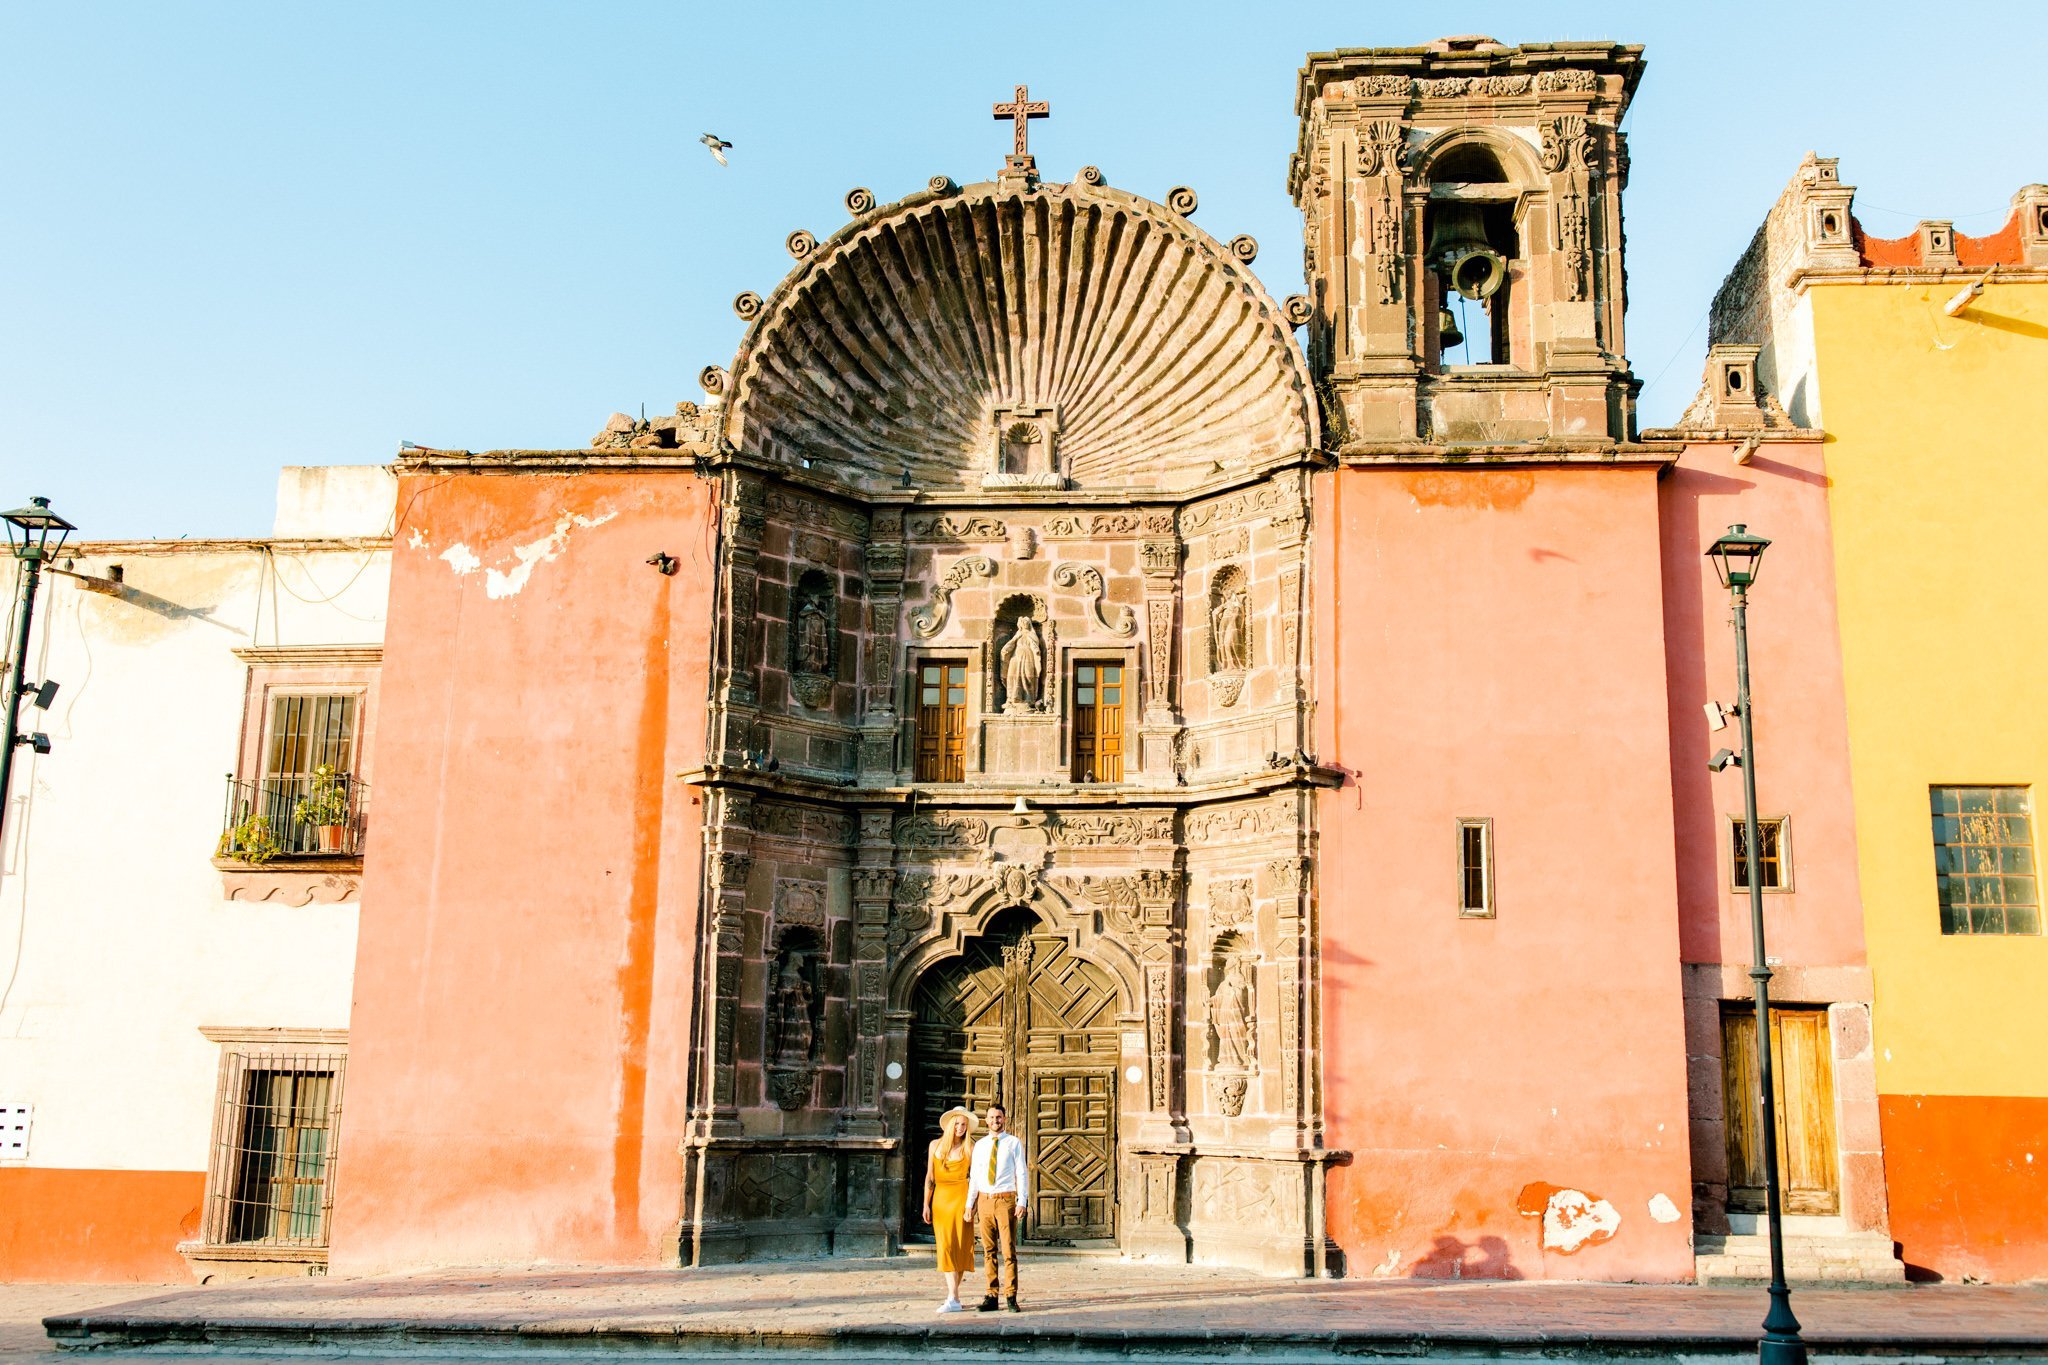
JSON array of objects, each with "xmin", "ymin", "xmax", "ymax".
[
  {"xmin": 1786, "ymin": 264, "xmax": 2048, "ymax": 293},
  {"xmin": 1333, "ymin": 443, "xmax": 1679, "ymax": 469},
  {"xmin": 59, "ymin": 537, "xmax": 389, "ymax": 556},
  {"xmin": 395, "ymin": 449, "xmax": 709, "ymax": 474},
  {"xmin": 231, "ymin": 645, "xmax": 383, "ymax": 665}
]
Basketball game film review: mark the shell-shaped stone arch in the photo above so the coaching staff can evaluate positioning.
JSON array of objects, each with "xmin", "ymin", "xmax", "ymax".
[
  {"xmin": 723, "ymin": 177, "xmax": 1319, "ymax": 495},
  {"xmin": 887, "ymin": 874, "xmax": 1142, "ymax": 1016}
]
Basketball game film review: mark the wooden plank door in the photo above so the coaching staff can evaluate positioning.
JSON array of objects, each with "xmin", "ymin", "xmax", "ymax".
[
  {"xmin": 1721, "ymin": 1006, "xmax": 1840, "ymax": 1215},
  {"xmin": 1015, "ymin": 933, "xmax": 1118, "ymax": 1241}
]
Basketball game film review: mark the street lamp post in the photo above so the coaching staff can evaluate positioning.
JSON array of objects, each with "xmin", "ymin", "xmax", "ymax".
[
  {"xmin": 1, "ymin": 497, "xmax": 76, "ymax": 846},
  {"xmin": 1705, "ymin": 523, "xmax": 1804, "ymax": 1365}
]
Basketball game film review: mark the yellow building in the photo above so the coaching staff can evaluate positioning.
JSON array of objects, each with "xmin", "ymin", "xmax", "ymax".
[{"xmin": 1712, "ymin": 158, "xmax": 2048, "ymax": 1281}]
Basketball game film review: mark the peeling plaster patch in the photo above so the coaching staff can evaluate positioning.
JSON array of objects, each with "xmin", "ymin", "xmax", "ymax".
[
  {"xmin": 484, "ymin": 510, "xmax": 616, "ymax": 599},
  {"xmin": 407, "ymin": 527, "xmax": 430, "ymax": 549},
  {"xmin": 430, "ymin": 510, "xmax": 618, "ymax": 599},
  {"xmin": 1517, "ymin": 1181, "xmax": 1620, "ymax": 1255},
  {"xmin": 1374, "ymin": 1248, "xmax": 1402, "ymax": 1277},
  {"xmin": 1648, "ymin": 1193, "xmax": 1681, "ymax": 1223}
]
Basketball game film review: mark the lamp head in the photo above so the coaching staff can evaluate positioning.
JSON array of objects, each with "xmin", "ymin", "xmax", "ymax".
[
  {"xmin": 25, "ymin": 680, "xmax": 58, "ymax": 709},
  {"xmin": 1705, "ymin": 523, "xmax": 1771, "ymax": 590},
  {"xmin": 3, "ymin": 496, "xmax": 76, "ymax": 561},
  {"xmin": 1708, "ymin": 747, "xmax": 1740, "ymax": 773}
]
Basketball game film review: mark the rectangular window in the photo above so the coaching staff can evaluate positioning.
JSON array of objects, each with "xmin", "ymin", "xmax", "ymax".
[
  {"xmin": 197, "ymin": 1033, "xmax": 347, "ymax": 1265},
  {"xmin": 913, "ymin": 661, "xmax": 968, "ymax": 782},
  {"xmin": 1931, "ymin": 786, "xmax": 2039, "ymax": 935},
  {"xmin": 1730, "ymin": 817, "xmax": 1789, "ymax": 891},
  {"xmin": 1071, "ymin": 662, "xmax": 1125, "ymax": 783},
  {"xmin": 1457, "ymin": 818, "xmax": 1494, "ymax": 918}
]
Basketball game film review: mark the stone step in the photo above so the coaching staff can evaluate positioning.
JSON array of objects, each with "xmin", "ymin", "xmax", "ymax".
[{"xmin": 1695, "ymin": 1232, "xmax": 1905, "ymax": 1283}]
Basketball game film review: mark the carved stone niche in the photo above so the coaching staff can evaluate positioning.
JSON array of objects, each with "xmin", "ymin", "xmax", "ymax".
[
  {"xmin": 985, "ymin": 595, "xmax": 1060, "ymax": 779},
  {"xmin": 788, "ymin": 568, "xmax": 838, "ymax": 711},
  {"xmin": 1207, "ymin": 564, "xmax": 1252, "ymax": 707},
  {"xmin": 1207, "ymin": 930, "xmax": 1258, "ymax": 1118},
  {"xmin": 984, "ymin": 404, "xmax": 1064, "ymax": 489},
  {"xmin": 765, "ymin": 926, "xmax": 825, "ymax": 1111}
]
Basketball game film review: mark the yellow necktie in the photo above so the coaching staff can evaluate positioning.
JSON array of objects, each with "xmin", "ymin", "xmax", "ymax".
[{"xmin": 987, "ymin": 1137, "xmax": 998, "ymax": 1184}]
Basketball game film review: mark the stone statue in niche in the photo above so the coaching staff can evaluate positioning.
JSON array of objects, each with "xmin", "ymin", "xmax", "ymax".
[
  {"xmin": 795, "ymin": 597, "xmax": 831, "ymax": 675},
  {"xmin": 1209, "ymin": 943, "xmax": 1256, "ymax": 1117},
  {"xmin": 766, "ymin": 936, "xmax": 821, "ymax": 1110},
  {"xmin": 788, "ymin": 571, "xmax": 836, "ymax": 710},
  {"xmin": 1212, "ymin": 582, "xmax": 1250, "ymax": 673},
  {"xmin": 1001, "ymin": 616, "xmax": 1046, "ymax": 711}
]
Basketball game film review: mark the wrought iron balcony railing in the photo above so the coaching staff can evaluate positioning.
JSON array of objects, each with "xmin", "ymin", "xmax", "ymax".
[{"xmin": 217, "ymin": 772, "xmax": 368, "ymax": 862}]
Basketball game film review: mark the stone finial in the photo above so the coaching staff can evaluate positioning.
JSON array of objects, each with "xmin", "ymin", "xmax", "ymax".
[
  {"xmin": 1917, "ymin": 220, "xmax": 1958, "ymax": 267},
  {"xmin": 2014, "ymin": 184, "xmax": 2048, "ymax": 265},
  {"xmin": 1077, "ymin": 165, "xmax": 1105, "ymax": 186},
  {"xmin": 845, "ymin": 187, "xmax": 876, "ymax": 215},
  {"xmin": 733, "ymin": 292, "xmax": 763, "ymax": 322},
  {"xmin": 700, "ymin": 365, "xmax": 730, "ymax": 397},
  {"xmin": 786, "ymin": 230, "xmax": 818, "ymax": 259},
  {"xmin": 1229, "ymin": 235, "xmax": 1259, "ymax": 264},
  {"xmin": 1282, "ymin": 296, "xmax": 1312, "ymax": 328},
  {"xmin": 1166, "ymin": 186, "xmax": 1198, "ymax": 216}
]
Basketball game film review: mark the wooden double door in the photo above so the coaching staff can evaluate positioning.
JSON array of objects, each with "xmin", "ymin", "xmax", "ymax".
[
  {"xmin": 907, "ymin": 916, "xmax": 1120, "ymax": 1242},
  {"xmin": 1721, "ymin": 1005, "xmax": 1840, "ymax": 1215}
]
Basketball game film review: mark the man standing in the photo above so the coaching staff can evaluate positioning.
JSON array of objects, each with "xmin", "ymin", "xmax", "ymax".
[{"xmin": 965, "ymin": 1101, "xmax": 1029, "ymax": 1312}]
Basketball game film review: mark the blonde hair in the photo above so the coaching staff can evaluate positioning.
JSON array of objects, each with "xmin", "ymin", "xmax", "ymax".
[{"xmin": 939, "ymin": 1112, "xmax": 971, "ymax": 1162}]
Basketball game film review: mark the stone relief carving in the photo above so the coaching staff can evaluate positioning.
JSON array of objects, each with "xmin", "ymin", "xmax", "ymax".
[
  {"xmin": 1053, "ymin": 562, "xmax": 1137, "ymax": 636},
  {"xmin": 773, "ymin": 877, "xmax": 827, "ymax": 929},
  {"xmin": 1064, "ymin": 875, "xmax": 1141, "ymax": 938},
  {"xmin": 766, "ymin": 489, "xmax": 869, "ymax": 537},
  {"xmin": 1209, "ymin": 878, "xmax": 1254, "ymax": 931},
  {"xmin": 910, "ymin": 515, "xmax": 1006, "ymax": 541},
  {"xmin": 888, "ymin": 870, "xmax": 983, "ymax": 953},
  {"xmin": 1049, "ymin": 810, "xmax": 1175, "ymax": 846},
  {"xmin": 1535, "ymin": 67, "xmax": 1599, "ymax": 93},
  {"xmin": 894, "ymin": 814, "xmax": 991, "ymax": 849},
  {"xmin": 910, "ymin": 555, "xmax": 997, "ymax": 637},
  {"xmin": 1208, "ymin": 939, "xmax": 1257, "ymax": 1117},
  {"xmin": 1186, "ymin": 800, "xmax": 1293, "ymax": 844},
  {"xmin": 1180, "ymin": 480, "xmax": 1287, "ymax": 534},
  {"xmin": 1210, "ymin": 567, "xmax": 1251, "ymax": 673},
  {"xmin": 1044, "ymin": 512, "xmax": 1143, "ymax": 538}
]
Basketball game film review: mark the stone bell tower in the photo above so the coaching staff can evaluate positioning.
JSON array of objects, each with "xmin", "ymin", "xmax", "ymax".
[{"xmin": 1290, "ymin": 36, "xmax": 1644, "ymax": 446}]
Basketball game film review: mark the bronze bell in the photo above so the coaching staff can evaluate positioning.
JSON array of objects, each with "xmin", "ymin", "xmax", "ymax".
[
  {"xmin": 1438, "ymin": 307, "xmax": 1463, "ymax": 350},
  {"xmin": 1427, "ymin": 202, "xmax": 1508, "ymax": 301}
]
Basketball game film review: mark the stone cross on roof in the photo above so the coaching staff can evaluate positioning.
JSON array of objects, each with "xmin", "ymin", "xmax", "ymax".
[{"xmin": 993, "ymin": 84, "xmax": 1049, "ymax": 182}]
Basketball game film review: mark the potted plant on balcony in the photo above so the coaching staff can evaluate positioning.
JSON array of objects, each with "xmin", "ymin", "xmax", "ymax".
[
  {"xmin": 218, "ymin": 813, "xmax": 283, "ymax": 866},
  {"xmin": 293, "ymin": 765, "xmax": 352, "ymax": 854}
]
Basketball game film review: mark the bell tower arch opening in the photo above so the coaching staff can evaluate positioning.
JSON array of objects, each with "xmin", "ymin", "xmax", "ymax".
[{"xmin": 904, "ymin": 906, "xmax": 1122, "ymax": 1245}]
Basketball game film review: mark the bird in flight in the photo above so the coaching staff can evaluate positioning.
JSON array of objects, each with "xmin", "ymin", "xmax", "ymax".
[{"xmin": 700, "ymin": 133, "xmax": 732, "ymax": 166}]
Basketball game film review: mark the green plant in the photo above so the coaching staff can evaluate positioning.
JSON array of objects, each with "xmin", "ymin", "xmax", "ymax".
[
  {"xmin": 294, "ymin": 765, "xmax": 351, "ymax": 827},
  {"xmin": 219, "ymin": 813, "xmax": 283, "ymax": 865}
]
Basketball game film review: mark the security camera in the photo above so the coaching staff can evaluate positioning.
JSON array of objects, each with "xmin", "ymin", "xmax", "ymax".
[
  {"xmin": 20, "ymin": 733, "xmax": 52, "ymax": 756},
  {"xmin": 1704, "ymin": 700, "xmax": 1732, "ymax": 732},
  {"xmin": 1708, "ymin": 747, "xmax": 1740, "ymax": 773},
  {"xmin": 24, "ymin": 680, "xmax": 58, "ymax": 710}
]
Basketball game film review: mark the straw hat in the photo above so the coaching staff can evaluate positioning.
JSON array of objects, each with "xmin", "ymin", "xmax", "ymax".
[{"xmin": 937, "ymin": 1105, "xmax": 979, "ymax": 1134}]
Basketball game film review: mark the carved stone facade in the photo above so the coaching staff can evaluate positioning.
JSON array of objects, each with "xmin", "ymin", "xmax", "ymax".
[{"xmin": 677, "ymin": 114, "xmax": 1337, "ymax": 1275}]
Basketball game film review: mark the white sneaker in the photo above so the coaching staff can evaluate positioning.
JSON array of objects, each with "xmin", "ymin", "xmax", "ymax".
[{"xmin": 937, "ymin": 1298, "xmax": 963, "ymax": 1314}]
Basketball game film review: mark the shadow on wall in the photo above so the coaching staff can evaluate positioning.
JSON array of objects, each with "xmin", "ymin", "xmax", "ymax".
[{"xmin": 1411, "ymin": 1234, "xmax": 1523, "ymax": 1280}]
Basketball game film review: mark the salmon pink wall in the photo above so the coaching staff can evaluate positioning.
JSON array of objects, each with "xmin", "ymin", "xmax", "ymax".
[
  {"xmin": 1313, "ymin": 464, "xmax": 1694, "ymax": 1281},
  {"xmin": 1659, "ymin": 438, "xmax": 1867, "ymax": 971},
  {"xmin": 330, "ymin": 471, "xmax": 714, "ymax": 1274},
  {"xmin": 0, "ymin": 1169, "xmax": 201, "ymax": 1281}
]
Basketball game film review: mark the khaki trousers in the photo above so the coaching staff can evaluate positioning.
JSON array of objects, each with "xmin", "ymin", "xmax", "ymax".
[{"xmin": 975, "ymin": 1192, "xmax": 1020, "ymax": 1298}]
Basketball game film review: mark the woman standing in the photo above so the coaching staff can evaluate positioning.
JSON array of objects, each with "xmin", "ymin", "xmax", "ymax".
[{"xmin": 922, "ymin": 1106, "xmax": 978, "ymax": 1312}]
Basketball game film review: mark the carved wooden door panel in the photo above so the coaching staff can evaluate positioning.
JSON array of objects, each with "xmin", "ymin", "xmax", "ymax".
[
  {"xmin": 907, "ymin": 926, "xmax": 1120, "ymax": 1242},
  {"xmin": 1015, "ymin": 934, "xmax": 1119, "ymax": 1241}
]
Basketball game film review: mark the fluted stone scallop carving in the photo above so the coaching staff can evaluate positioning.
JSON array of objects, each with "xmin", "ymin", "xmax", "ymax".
[{"xmin": 724, "ymin": 182, "xmax": 1316, "ymax": 492}]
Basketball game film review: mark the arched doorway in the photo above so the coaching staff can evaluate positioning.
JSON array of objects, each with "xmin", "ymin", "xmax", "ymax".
[{"xmin": 905, "ymin": 908, "xmax": 1120, "ymax": 1243}]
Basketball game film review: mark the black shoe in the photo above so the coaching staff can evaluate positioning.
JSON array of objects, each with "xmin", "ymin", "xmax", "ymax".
[
  {"xmin": 1005, "ymin": 1297, "xmax": 1021, "ymax": 1313},
  {"xmin": 976, "ymin": 1296, "xmax": 999, "ymax": 1312}
]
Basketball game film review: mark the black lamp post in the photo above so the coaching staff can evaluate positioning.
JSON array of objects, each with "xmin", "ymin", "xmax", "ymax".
[
  {"xmin": 1, "ymin": 497, "xmax": 75, "ymax": 846},
  {"xmin": 1705, "ymin": 523, "xmax": 1804, "ymax": 1365}
]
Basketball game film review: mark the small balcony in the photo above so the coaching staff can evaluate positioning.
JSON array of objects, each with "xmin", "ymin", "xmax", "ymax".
[{"xmin": 217, "ymin": 772, "xmax": 369, "ymax": 863}]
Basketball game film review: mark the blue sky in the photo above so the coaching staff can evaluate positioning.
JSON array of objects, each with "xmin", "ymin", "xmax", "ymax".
[{"xmin": 2, "ymin": 1, "xmax": 2037, "ymax": 539}]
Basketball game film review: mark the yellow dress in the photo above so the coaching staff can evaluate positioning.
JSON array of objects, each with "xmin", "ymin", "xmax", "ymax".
[{"xmin": 929, "ymin": 1144, "xmax": 976, "ymax": 1273}]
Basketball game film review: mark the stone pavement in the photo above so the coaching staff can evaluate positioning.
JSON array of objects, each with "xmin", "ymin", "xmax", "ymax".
[{"xmin": 29, "ymin": 1253, "xmax": 2048, "ymax": 1360}]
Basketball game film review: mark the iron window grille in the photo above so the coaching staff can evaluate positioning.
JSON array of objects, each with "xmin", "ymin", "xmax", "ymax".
[
  {"xmin": 1457, "ymin": 817, "xmax": 1495, "ymax": 918},
  {"xmin": 1730, "ymin": 816, "xmax": 1792, "ymax": 892},
  {"xmin": 197, "ymin": 1039, "xmax": 347, "ymax": 1253}
]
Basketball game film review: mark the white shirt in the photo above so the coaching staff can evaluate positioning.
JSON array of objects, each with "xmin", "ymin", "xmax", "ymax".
[{"xmin": 967, "ymin": 1131, "xmax": 1030, "ymax": 1204}]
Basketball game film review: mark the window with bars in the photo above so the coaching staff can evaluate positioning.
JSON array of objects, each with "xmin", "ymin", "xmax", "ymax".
[
  {"xmin": 913, "ymin": 662, "xmax": 968, "ymax": 782},
  {"xmin": 1730, "ymin": 817, "xmax": 1790, "ymax": 891},
  {"xmin": 266, "ymin": 693, "xmax": 356, "ymax": 779},
  {"xmin": 1071, "ymin": 662, "xmax": 1125, "ymax": 783},
  {"xmin": 1457, "ymin": 818, "xmax": 1494, "ymax": 918},
  {"xmin": 199, "ymin": 1039, "xmax": 346, "ymax": 1255},
  {"xmin": 1931, "ymin": 786, "xmax": 2039, "ymax": 935}
]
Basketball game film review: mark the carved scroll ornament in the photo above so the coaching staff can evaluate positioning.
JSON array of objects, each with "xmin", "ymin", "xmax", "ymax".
[
  {"xmin": 910, "ymin": 555, "xmax": 997, "ymax": 637},
  {"xmin": 1053, "ymin": 562, "xmax": 1137, "ymax": 636}
]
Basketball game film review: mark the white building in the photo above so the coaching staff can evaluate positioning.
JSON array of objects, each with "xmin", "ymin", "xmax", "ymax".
[{"xmin": 0, "ymin": 467, "xmax": 391, "ymax": 1281}]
